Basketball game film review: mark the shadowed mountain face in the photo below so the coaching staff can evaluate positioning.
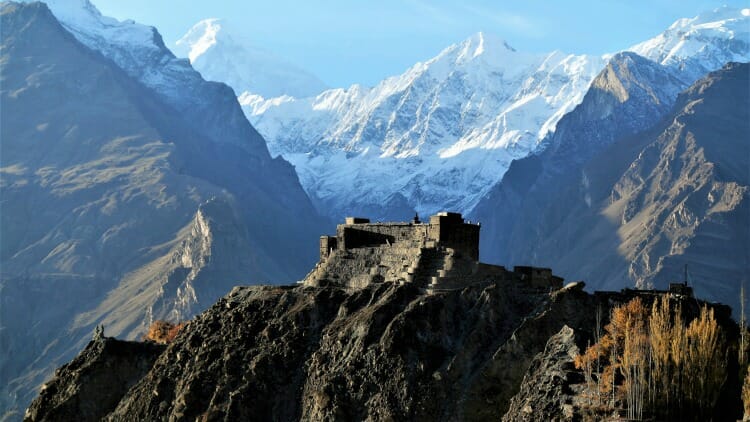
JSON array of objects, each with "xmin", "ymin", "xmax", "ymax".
[
  {"xmin": 0, "ymin": 2, "xmax": 326, "ymax": 417},
  {"xmin": 471, "ymin": 60, "xmax": 749, "ymax": 309},
  {"xmin": 471, "ymin": 53, "xmax": 691, "ymax": 284}
]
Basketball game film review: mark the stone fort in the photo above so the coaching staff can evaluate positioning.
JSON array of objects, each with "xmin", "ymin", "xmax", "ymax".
[{"xmin": 302, "ymin": 212, "xmax": 564, "ymax": 291}]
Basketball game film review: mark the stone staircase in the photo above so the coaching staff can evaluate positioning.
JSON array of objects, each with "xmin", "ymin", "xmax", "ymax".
[
  {"xmin": 302, "ymin": 240, "xmax": 483, "ymax": 291},
  {"xmin": 413, "ymin": 247, "xmax": 481, "ymax": 291}
]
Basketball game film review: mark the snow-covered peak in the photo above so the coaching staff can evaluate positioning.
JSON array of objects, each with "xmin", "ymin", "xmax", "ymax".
[
  {"xmin": 629, "ymin": 6, "xmax": 750, "ymax": 81},
  {"xmin": 414, "ymin": 32, "xmax": 532, "ymax": 79},
  {"xmin": 174, "ymin": 18, "xmax": 327, "ymax": 98},
  {"xmin": 669, "ymin": 5, "xmax": 749, "ymax": 29},
  {"xmin": 25, "ymin": 0, "xmax": 272, "ymax": 155},
  {"xmin": 174, "ymin": 18, "xmax": 222, "ymax": 62},
  {"xmin": 242, "ymin": 30, "xmax": 604, "ymax": 217},
  {"xmin": 447, "ymin": 32, "xmax": 517, "ymax": 63},
  {"xmin": 344, "ymin": 32, "xmax": 540, "ymax": 116},
  {"xmin": 245, "ymin": 5, "xmax": 750, "ymax": 220},
  {"xmin": 22, "ymin": 0, "xmax": 160, "ymax": 51}
]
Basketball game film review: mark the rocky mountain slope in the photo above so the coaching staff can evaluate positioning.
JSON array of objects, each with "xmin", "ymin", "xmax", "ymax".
[
  {"xmin": 25, "ymin": 277, "xmax": 598, "ymax": 421},
  {"xmin": 24, "ymin": 274, "xmax": 742, "ymax": 420},
  {"xmin": 471, "ymin": 60, "xmax": 749, "ymax": 311},
  {"xmin": 20, "ymin": 0, "xmax": 264, "ymax": 155},
  {"xmin": 173, "ymin": 18, "xmax": 328, "ymax": 99},
  {"xmin": 0, "ymin": 2, "xmax": 325, "ymax": 418},
  {"xmin": 238, "ymin": 7, "xmax": 748, "ymax": 220},
  {"xmin": 471, "ymin": 50, "xmax": 692, "ymax": 266}
]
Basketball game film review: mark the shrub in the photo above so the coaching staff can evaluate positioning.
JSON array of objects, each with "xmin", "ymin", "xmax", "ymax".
[{"xmin": 143, "ymin": 320, "xmax": 186, "ymax": 344}]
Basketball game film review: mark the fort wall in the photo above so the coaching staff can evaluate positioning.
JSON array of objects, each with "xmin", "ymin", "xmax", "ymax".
[{"xmin": 304, "ymin": 212, "xmax": 561, "ymax": 292}]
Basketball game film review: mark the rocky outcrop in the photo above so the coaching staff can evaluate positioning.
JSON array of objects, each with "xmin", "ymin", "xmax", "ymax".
[
  {"xmin": 24, "ymin": 337, "xmax": 164, "ymax": 422},
  {"xmin": 25, "ymin": 275, "xmax": 744, "ymax": 421},
  {"xmin": 502, "ymin": 325, "xmax": 584, "ymax": 422},
  {"xmin": 26, "ymin": 276, "xmax": 600, "ymax": 421}
]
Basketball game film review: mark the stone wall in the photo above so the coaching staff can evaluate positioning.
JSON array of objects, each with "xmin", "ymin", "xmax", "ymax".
[
  {"xmin": 428, "ymin": 213, "xmax": 480, "ymax": 260},
  {"xmin": 513, "ymin": 266, "xmax": 563, "ymax": 290},
  {"xmin": 337, "ymin": 223, "xmax": 429, "ymax": 250},
  {"xmin": 335, "ymin": 213, "xmax": 479, "ymax": 259},
  {"xmin": 306, "ymin": 213, "xmax": 508, "ymax": 290},
  {"xmin": 320, "ymin": 236, "xmax": 337, "ymax": 260}
]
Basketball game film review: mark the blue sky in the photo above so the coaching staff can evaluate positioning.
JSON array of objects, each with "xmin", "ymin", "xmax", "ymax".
[{"xmin": 93, "ymin": 0, "xmax": 747, "ymax": 87}]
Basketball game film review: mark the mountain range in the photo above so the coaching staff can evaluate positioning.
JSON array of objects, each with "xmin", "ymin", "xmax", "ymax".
[
  {"xmin": 471, "ymin": 59, "xmax": 749, "ymax": 311},
  {"xmin": 16, "ymin": 58, "xmax": 748, "ymax": 420},
  {"xmin": 182, "ymin": 7, "xmax": 749, "ymax": 220},
  {"xmin": 243, "ymin": 34, "xmax": 607, "ymax": 220}
]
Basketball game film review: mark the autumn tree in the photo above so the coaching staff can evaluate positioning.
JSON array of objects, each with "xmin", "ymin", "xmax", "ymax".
[
  {"xmin": 684, "ymin": 305, "xmax": 726, "ymax": 418},
  {"xmin": 576, "ymin": 297, "xmax": 729, "ymax": 420},
  {"xmin": 613, "ymin": 297, "xmax": 649, "ymax": 420},
  {"xmin": 649, "ymin": 296, "xmax": 673, "ymax": 411}
]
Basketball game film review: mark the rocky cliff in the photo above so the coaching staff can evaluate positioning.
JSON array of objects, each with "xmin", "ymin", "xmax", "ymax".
[
  {"xmin": 25, "ymin": 276, "xmax": 601, "ymax": 421},
  {"xmin": 24, "ymin": 338, "xmax": 164, "ymax": 422},
  {"xmin": 25, "ymin": 276, "xmax": 743, "ymax": 421}
]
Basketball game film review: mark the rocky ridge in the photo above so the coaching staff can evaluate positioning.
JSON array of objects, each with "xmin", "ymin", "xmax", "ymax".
[
  {"xmin": 25, "ymin": 274, "xmax": 742, "ymax": 421},
  {"xmin": 26, "ymin": 275, "xmax": 597, "ymax": 421},
  {"xmin": 23, "ymin": 338, "xmax": 164, "ymax": 422}
]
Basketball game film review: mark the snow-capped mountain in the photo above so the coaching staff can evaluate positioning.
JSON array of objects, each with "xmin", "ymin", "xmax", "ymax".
[
  {"xmin": 173, "ymin": 18, "xmax": 327, "ymax": 98},
  {"xmin": 20, "ymin": 0, "xmax": 267, "ymax": 154},
  {"xmin": 630, "ymin": 7, "xmax": 750, "ymax": 83},
  {"xmin": 245, "ymin": 33, "xmax": 606, "ymax": 219},
  {"xmin": 243, "ymin": 7, "xmax": 749, "ymax": 221}
]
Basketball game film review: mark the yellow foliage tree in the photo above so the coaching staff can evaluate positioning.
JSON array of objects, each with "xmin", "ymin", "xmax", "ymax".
[
  {"xmin": 575, "ymin": 297, "xmax": 728, "ymax": 420},
  {"xmin": 684, "ymin": 306, "xmax": 725, "ymax": 417},
  {"xmin": 649, "ymin": 296, "xmax": 672, "ymax": 409},
  {"xmin": 143, "ymin": 320, "xmax": 186, "ymax": 344}
]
